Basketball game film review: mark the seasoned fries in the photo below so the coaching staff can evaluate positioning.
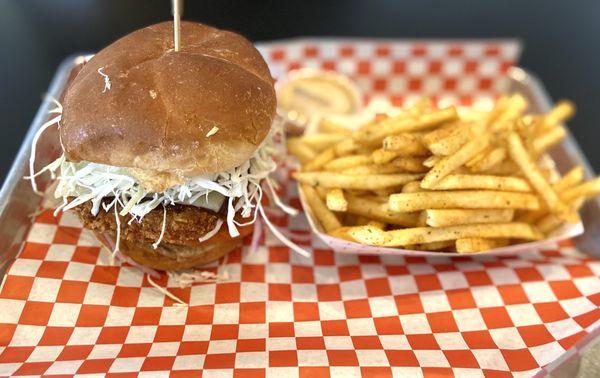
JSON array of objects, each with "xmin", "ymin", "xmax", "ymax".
[
  {"xmin": 423, "ymin": 123, "xmax": 474, "ymax": 156},
  {"xmin": 355, "ymin": 107, "xmax": 458, "ymax": 145},
  {"xmin": 288, "ymin": 95, "xmax": 599, "ymax": 253},
  {"xmin": 301, "ymin": 185, "xmax": 341, "ymax": 232},
  {"xmin": 301, "ymin": 134, "xmax": 346, "ymax": 151},
  {"xmin": 561, "ymin": 177, "xmax": 600, "ymax": 203},
  {"xmin": 287, "ymin": 138, "xmax": 316, "ymax": 165},
  {"xmin": 389, "ymin": 191, "xmax": 539, "ymax": 212},
  {"xmin": 421, "ymin": 134, "xmax": 489, "ymax": 188},
  {"xmin": 383, "ymin": 134, "xmax": 428, "ymax": 155},
  {"xmin": 468, "ymin": 147, "xmax": 507, "ymax": 172},
  {"xmin": 304, "ymin": 147, "xmax": 336, "ymax": 171},
  {"xmin": 507, "ymin": 132, "xmax": 568, "ymax": 214},
  {"xmin": 344, "ymin": 194, "xmax": 418, "ymax": 227},
  {"xmin": 293, "ymin": 172, "xmax": 422, "ymax": 190},
  {"xmin": 326, "ymin": 189, "xmax": 348, "ymax": 212},
  {"xmin": 432, "ymin": 174, "xmax": 531, "ymax": 192},
  {"xmin": 425, "ymin": 209, "xmax": 514, "ymax": 227},
  {"xmin": 319, "ymin": 118, "xmax": 352, "ymax": 136},
  {"xmin": 456, "ymin": 238, "xmax": 508, "ymax": 253},
  {"xmin": 348, "ymin": 223, "xmax": 542, "ymax": 247},
  {"xmin": 553, "ymin": 166, "xmax": 584, "ymax": 193},
  {"xmin": 323, "ymin": 155, "xmax": 372, "ymax": 171}
]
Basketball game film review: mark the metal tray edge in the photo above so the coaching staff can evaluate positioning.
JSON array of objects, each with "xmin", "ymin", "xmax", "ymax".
[{"xmin": 0, "ymin": 54, "xmax": 82, "ymax": 214}]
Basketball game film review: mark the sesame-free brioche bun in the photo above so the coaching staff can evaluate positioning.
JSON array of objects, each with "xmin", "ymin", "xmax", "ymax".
[{"xmin": 61, "ymin": 21, "xmax": 276, "ymax": 175}]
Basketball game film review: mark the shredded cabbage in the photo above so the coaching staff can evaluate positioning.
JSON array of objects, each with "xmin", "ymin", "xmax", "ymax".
[
  {"xmin": 97, "ymin": 67, "xmax": 111, "ymax": 93},
  {"xmin": 41, "ymin": 131, "xmax": 280, "ymax": 239}
]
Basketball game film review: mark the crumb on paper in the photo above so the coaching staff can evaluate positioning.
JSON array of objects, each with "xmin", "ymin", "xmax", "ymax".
[
  {"xmin": 97, "ymin": 67, "xmax": 111, "ymax": 93},
  {"xmin": 149, "ymin": 90, "xmax": 157, "ymax": 99},
  {"xmin": 206, "ymin": 126, "xmax": 219, "ymax": 137}
]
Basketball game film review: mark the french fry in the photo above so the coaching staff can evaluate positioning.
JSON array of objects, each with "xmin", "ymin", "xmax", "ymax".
[
  {"xmin": 314, "ymin": 185, "xmax": 328, "ymax": 200},
  {"xmin": 507, "ymin": 132, "xmax": 568, "ymax": 214},
  {"xmin": 423, "ymin": 155, "xmax": 442, "ymax": 168},
  {"xmin": 468, "ymin": 147, "xmax": 507, "ymax": 172},
  {"xmin": 346, "ymin": 189, "xmax": 371, "ymax": 197},
  {"xmin": 485, "ymin": 95, "xmax": 509, "ymax": 125},
  {"xmin": 352, "ymin": 215, "xmax": 372, "ymax": 226},
  {"xmin": 401, "ymin": 181, "xmax": 423, "ymax": 193},
  {"xmin": 409, "ymin": 97, "xmax": 435, "ymax": 114},
  {"xmin": 536, "ymin": 214, "xmax": 564, "ymax": 235},
  {"xmin": 533, "ymin": 126, "xmax": 566, "ymax": 155},
  {"xmin": 389, "ymin": 191, "xmax": 539, "ymax": 212},
  {"xmin": 421, "ymin": 134, "xmax": 490, "ymax": 188},
  {"xmin": 347, "ymin": 222, "xmax": 542, "ymax": 247},
  {"xmin": 355, "ymin": 107, "xmax": 458, "ymax": 145},
  {"xmin": 328, "ymin": 227, "xmax": 357, "ymax": 242},
  {"xmin": 382, "ymin": 134, "xmax": 429, "ymax": 155},
  {"xmin": 491, "ymin": 94, "xmax": 528, "ymax": 130},
  {"xmin": 301, "ymin": 185, "xmax": 342, "ymax": 232},
  {"xmin": 561, "ymin": 177, "xmax": 600, "ymax": 203},
  {"xmin": 319, "ymin": 118, "xmax": 352, "ymax": 136},
  {"xmin": 425, "ymin": 209, "xmax": 514, "ymax": 227},
  {"xmin": 326, "ymin": 189, "xmax": 348, "ymax": 212},
  {"xmin": 422, "ymin": 122, "xmax": 462, "ymax": 146},
  {"xmin": 372, "ymin": 149, "xmax": 400, "ymax": 164},
  {"xmin": 334, "ymin": 139, "xmax": 360, "ymax": 156},
  {"xmin": 516, "ymin": 208, "xmax": 547, "ymax": 225},
  {"xmin": 455, "ymin": 238, "xmax": 508, "ymax": 253},
  {"xmin": 323, "ymin": 155, "xmax": 372, "ymax": 171},
  {"xmin": 301, "ymin": 134, "xmax": 346, "ymax": 151},
  {"xmin": 304, "ymin": 147, "xmax": 336, "ymax": 171},
  {"xmin": 465, "ymin": 146, "xmax": 491, "ymax": 167},
  {"xmin": 423, "ymin": 123, "xmax": 473, "ymax": 156},
  {"xmin": 345, "ymin": 194, "xmax": 418, "ymax": 227},
  {"xmin": 294, "ymin": 172, "xmax": 422, "ymax": 190},
  {"xmin": 482, "ymin": 161, "xmax": 518, "ymax": 176},
  {"xmin": 430, "ymin": 174, "xmax": 531, "ymax": 192},
  {"xmin": 537, "ymin": 211, "xmax": 581, "ymax": 234},
  {"xmin": 390, "ymin": 157, "xmax": 428, "ymax": 173},
  {"xmin": 505, "ymin": 162, "xmax": 579, "ymax": 226},
  {"xmin": 368, "ymin": 195, "xmax": 390, "ymax": 203},
  {"xmin": 287, "ymin": 138, "xmax": 316, "ymax": 165},
  {"xmin": 517, "ymin": 116, "xmax": 538, "ymax": 140},
  {"xmin": 417, "ymin": 211, "xmax": 428, "ymax": 226},
  {"xmin": 341, "ymin": 164, "xmax": 399, "ymax": 175},
  {"xmin": 412, "ymin": 240, "xmax": 455, "ymax": 251},
  {"xmin": 354, "ymin": 115, "xmax": 416, "ymax": 145},
  {"xmin": 367, "ymin": 221, "xmax": 386, "ymax": 229},
  {"xmin": 554, "ymin": 166, "xmax": 584, "ymax": 193},
  {"xmin": 544, "ymin": 100, "xmax": 575, "ymax": 127},
  {"xmin": 373, "ymin": 188, "xmax": 399, "ymax": 197}
]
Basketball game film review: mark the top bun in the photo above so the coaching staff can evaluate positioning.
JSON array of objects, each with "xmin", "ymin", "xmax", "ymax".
[{"xmin": 61, "ymin": 21, "xmax": 276, "ymax": 176}]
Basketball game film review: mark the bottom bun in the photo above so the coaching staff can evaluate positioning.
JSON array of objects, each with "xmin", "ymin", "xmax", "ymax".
[
  {"xmin": 120, "ymin": 237, "xmax": 242, "ymax": 271},
  {"xmin": 92, "ymin": 224, "xmax": 254, "ymax": 272}
]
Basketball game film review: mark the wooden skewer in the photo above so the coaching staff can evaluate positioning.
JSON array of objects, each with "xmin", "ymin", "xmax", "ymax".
[{"xmin": 172, "ymin": 0, "xmax": 184, "ymax": 51}]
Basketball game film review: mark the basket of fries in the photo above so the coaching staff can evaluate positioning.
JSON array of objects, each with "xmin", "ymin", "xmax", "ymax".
[{"xmin": 287, "ymin": 94, "xmax": 600, "ymax": 255}]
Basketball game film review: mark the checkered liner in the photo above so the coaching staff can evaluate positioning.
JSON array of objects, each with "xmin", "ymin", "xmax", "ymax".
[
  {"xmin": 0, "ymin": 40, "xmax": 598, "ymax": 377},
  {"xmin": 260, "ymin": 38, "xmax": 521, "ymax": 105}
]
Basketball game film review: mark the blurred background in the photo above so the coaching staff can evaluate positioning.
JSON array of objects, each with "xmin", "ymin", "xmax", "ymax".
[{"xmin": 1, "ymin": 0, "xmax": 600, "ymax": 179}]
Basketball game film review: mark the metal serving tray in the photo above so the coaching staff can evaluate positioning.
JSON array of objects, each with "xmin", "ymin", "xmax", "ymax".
[{"xmin": 1, "ymin": 55, "xmax": 599, "ymax": 276}]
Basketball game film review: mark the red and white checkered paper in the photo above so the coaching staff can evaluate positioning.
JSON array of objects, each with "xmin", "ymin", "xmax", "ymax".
[{"xmin": 1, "ymin": 40, "xmax": 599, "ymax": 377}]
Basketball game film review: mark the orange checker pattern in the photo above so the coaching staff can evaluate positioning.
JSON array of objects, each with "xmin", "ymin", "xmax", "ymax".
[{"xmin": 1, "ymin": 41, "xmax": 599, "ymax": 377}]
